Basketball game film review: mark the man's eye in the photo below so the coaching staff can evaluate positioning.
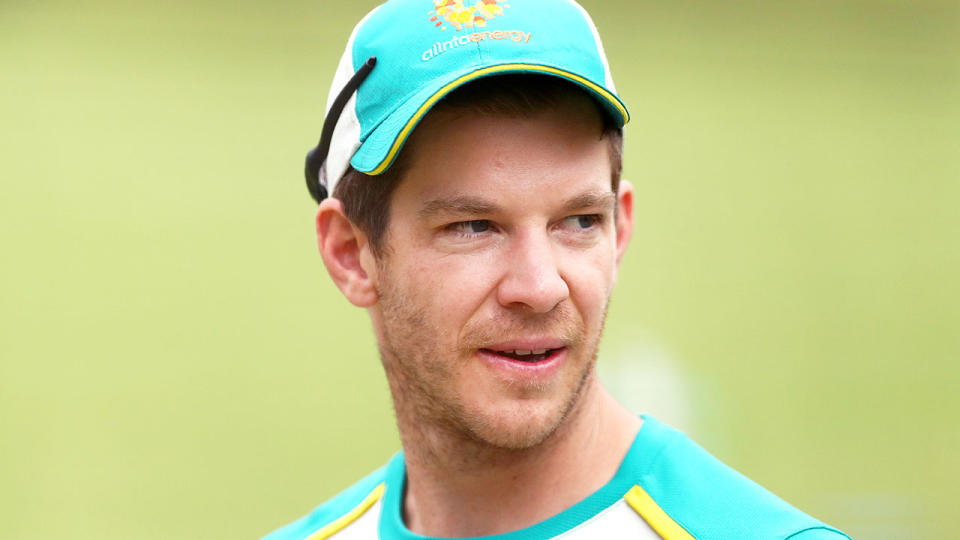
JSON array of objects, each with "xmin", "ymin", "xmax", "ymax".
[
  {"xmin": 449, "ymin": 220, "xmax": 492, "ymax": 234},
  {"xmin": 563, "ymin": 215, "xmax": 602, "ymax": 230}
]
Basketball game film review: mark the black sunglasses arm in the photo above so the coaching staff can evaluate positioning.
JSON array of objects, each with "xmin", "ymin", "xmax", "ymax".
[{"xmin": 305, "ymin": 56, "xmax": 377, "ymax": 203}]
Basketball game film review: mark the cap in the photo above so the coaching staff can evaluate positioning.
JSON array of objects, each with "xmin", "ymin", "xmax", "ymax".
[{"xmin": 305, "ymin": 0, "xmax": 629, "ymax": 202}]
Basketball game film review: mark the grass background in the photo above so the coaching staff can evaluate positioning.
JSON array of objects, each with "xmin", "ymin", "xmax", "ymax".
[{"xmin": 1, "ymin": 0, "xmax": 957, "ymax": 538}]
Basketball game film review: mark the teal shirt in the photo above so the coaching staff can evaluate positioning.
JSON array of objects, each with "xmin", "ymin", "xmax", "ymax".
[{"xmin": 263, "ymin": 415, "xmax": 849, "ymax": 539}]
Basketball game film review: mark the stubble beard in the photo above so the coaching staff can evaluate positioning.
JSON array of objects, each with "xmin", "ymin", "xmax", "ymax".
[{"xmin": 375, "ymin": 270, "xmax": 608, "ymax": 460}]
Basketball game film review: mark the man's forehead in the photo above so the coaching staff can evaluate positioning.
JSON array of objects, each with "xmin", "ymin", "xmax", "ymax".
[{"xmin": 382, "ymin": 93, "xmax": 617, "ymax": 229}]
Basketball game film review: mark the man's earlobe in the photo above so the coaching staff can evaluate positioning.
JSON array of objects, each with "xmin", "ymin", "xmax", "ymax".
[
  {"xmin": 315, "ymin": 199, "xmax": 379, "ymax": 307},
  {"xmin": 615, "ymin": 180, "xmax": 634, "ymax": 265}
]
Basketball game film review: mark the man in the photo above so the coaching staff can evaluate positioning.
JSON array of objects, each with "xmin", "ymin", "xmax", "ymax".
[{"xmin": 266, "ymin": 0, "xmax": 850, "ymax": 538}]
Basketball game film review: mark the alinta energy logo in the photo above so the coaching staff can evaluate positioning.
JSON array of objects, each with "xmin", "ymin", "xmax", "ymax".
[
  {"xmin": 428, "ymin": 0, "xmax": 511, "ymax": 32},
  {"xmin": 422, "ymin": 0, "xmax": 531, "ymax": 62}
]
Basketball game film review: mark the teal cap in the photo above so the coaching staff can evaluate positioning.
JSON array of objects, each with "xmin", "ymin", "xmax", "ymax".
[{"xmin": 314, "ymin": 0, "xmax": 629, "ymax": 197}]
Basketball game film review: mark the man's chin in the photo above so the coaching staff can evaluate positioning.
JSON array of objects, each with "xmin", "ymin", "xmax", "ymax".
[
  {"xmin": 454, "ymin": 363, "xmax": 596, "ymax": 451},
  {"xmin": 456, "ymin": 399, "xmax": 573, "ymax": 451}
]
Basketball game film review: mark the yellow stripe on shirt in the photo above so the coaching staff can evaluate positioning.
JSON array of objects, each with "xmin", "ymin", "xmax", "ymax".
[
  {"xmin": 306, "ymin": 482, "xmax": 386, "ymax": 540},
  {"xmin": 625, "ymin": 484, "xmax": 696, "ymax": 540}
]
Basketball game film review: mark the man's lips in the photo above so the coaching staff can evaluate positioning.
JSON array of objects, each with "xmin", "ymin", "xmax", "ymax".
[
  {"xmin": 478, "ymin": 339, "xmax": 567, "ymax": 364},
  {"xmin": 476, "ymin": 346, "xmax": 567, "ymax": 379}
]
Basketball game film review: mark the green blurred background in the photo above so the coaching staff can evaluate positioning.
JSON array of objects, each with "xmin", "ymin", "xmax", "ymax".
[{"xmin": 1, "ymin": 0, "xmax": 957, "ymax": 538}]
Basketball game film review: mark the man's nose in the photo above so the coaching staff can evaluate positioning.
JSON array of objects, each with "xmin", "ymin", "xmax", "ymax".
[{"xmin": 496, "ymin": 231, "xmax": 570, "ymax": 313}]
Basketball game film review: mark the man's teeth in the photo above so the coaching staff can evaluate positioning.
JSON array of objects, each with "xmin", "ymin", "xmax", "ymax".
[
  {"xmin": 504, "ymin": 349, "xmax": 548, "ymax": 355},
  {"xmin": 491, "ymin": 348, "xmax": 554, "ymax": 362}
]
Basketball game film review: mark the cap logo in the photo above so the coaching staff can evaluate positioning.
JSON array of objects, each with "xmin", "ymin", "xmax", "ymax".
[
  {"xmin": 428, "ymin": 0, "xmax": 512, "ymax": 32},
  {"xmin": 422, "ymin": 0, "xmax": 528, "ymax": 62}
]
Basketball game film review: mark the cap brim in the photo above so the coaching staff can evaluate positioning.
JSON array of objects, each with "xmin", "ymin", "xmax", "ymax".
[{"xmin": 350, "ymin": 63, "xmax": 629, "ymax": 176}]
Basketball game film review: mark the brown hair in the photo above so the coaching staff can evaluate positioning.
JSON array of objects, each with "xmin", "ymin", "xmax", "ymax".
[{"xmin": 332, "ymin": 74, "xmax": 623, "ymax": 257}]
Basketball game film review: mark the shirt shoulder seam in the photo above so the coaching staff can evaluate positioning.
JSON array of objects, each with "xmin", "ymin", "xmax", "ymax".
[{"xmin": 784, "ymin": 525, "xmax": 852, "ymax": 539}]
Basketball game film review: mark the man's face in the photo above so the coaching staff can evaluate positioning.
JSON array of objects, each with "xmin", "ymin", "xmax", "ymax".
[{"xmin": 368, "ymin": 98, "xmax": 628, "ymax": 450}]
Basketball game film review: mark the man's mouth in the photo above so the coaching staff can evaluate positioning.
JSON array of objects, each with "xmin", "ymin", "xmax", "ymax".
[{"xmin": 481, "ymin": 348, "xmax": 560, "ymax": 363}]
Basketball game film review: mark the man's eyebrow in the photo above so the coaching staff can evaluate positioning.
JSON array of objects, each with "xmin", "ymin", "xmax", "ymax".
[
  {"xmin": 418, "ymin": 196, "xmax": 502, "ymax": 220},
  {"xmin": 417, "ymin": 191, "xmax": 616, "ymax": 220},
  {"xmin": 563, "ymin": 190, "xmax": 617, "ymax": 212}
]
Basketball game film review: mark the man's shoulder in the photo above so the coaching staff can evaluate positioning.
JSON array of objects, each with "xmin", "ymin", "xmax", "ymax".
[
  {"xmin": 635, "ymin": 416, "xmax": 850, "ymax": 539},
  {"xmin": 260, "ymin": 464, "xmax": 389, "ymax": 540},
  {"xmin": 259, "ymin": 419, "xmax": 850, "ymax": 540}
]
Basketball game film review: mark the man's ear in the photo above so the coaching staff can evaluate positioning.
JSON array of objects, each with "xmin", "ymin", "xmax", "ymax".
[
  {"xmin": 615, "ymin": 179, "xmax": 634, "ymax": 265},
  {"xmin": 315, "ymin": 198, "xmax": 379, "ymax": 307}
]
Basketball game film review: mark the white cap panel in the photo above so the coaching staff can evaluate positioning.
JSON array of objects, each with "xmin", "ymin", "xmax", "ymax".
[{"xmin": 321, "ymin": 5, "xmax": 382, "ymax": 195}]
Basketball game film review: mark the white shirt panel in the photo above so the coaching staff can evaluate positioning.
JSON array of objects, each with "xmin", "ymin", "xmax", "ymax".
[
  {"xmin": 329, "ymin": 498, "xmax": 382, "ymax": 540},
  {"xmin": 554, "ymin": 499, "xmax": 661, "ymax": 539},
  {"xmin": 326, "ymin": 497, "xmax": 658, "ymax": 539}
]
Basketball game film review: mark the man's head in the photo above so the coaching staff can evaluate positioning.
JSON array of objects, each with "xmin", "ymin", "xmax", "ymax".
[{"xmin": 308, "ymin": 0, "xmax": 632, "ymax": 452}]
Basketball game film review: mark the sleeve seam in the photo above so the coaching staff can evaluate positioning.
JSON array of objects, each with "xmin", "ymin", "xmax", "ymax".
[{"xmin": 784, "ymin": 525, "xmax": 852, "ymax": 539}]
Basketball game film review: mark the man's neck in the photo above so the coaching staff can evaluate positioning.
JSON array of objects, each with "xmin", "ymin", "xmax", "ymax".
[{"xmin": 397, "ymin": 377, "xmax": 642, "ymax": 538}]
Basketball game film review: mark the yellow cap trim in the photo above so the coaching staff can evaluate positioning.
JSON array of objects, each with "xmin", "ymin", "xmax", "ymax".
[
  {"xmin": 368, "ymin": 63, "xmax": 629, "ymax": 175},
  {"xmin": 625, "ymin": 484, "xmax": 696, "ymax": 540},
  {"xmin": 306, "ymin": 482, "xmax": 386, "ymax": 540}
]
